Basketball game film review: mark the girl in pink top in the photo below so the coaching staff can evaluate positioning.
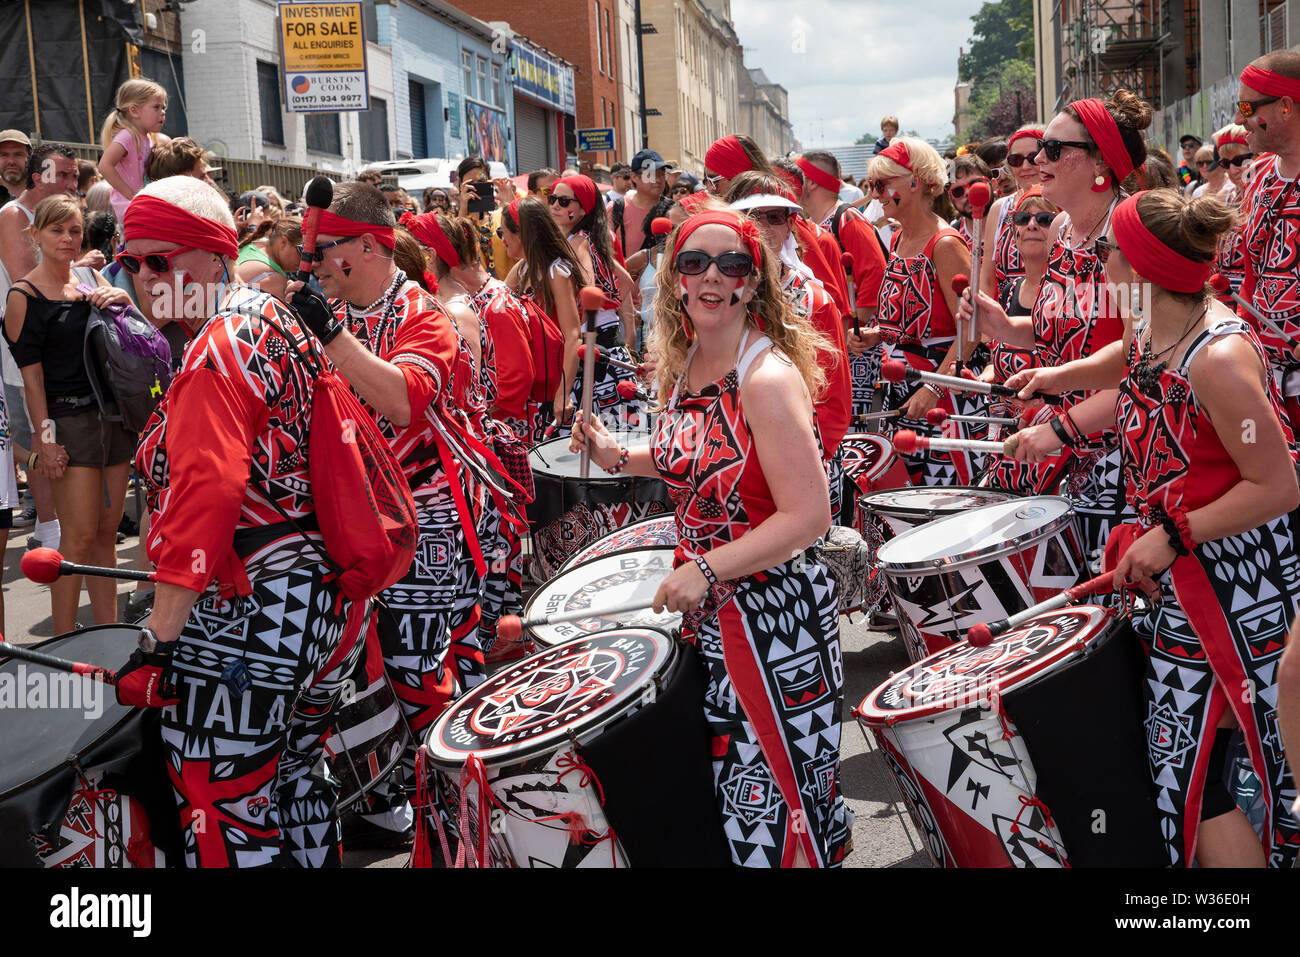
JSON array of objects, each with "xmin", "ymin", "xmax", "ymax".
[{"xmin": 97, "ymin": 79, "xmax": 168, "ymax": 220}]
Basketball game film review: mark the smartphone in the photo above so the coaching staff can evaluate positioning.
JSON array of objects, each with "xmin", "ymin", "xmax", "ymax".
[{"xmin": 467, "ymin": 180, "xmax": 495, "ymax": 214}]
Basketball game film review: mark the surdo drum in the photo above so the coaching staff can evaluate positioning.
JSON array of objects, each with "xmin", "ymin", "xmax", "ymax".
[
  {"xmin": 855, "ymin": 606, "xmax": 1165, "ymax": 867},
  {"xmin": 877, "ymin": 496, "xmax": 1086, "ymax": 663},
  {"xmin": 524, "ymin": 548, "xmax": 681, "ymax": 647},
  {"xmin": 528, "ymin": 434, "xmax": 672, "ymax": 581},
  {"xmin": 424, "ymin": 629, "xmax": 729, "ymax": 867},
  {"xmin": 838, "ymin": 432, "xmax": 910, "ymax": 528},
  {"xmin": 560, "ymin": 514, "xmax": 679, "ymax": 570}
]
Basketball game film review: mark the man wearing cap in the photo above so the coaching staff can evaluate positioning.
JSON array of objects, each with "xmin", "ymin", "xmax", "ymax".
[
  {"xmin": 1178, "ymin": 133, "xmax": 1202, "ymax": 185},
  {"xmin": 0, "ymin": 130, "xmax": 30, "ymax": 204},
  {"xmin": 610, "ymin": 149, "xmax": 673, "ymax": 257},
  {"xmin": 605, "ymin": 162, "xmax": 633, "ymax": 206}
]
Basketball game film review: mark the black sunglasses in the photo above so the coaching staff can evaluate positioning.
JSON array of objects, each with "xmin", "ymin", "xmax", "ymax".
[
  {"xmin": 746, "ymin": 208, "xmax": 793, "ymax": 227},
  {"xmin": 1036, "ymin": 138, "xmax": 1092, "ymax": 162},
  {"xmin": 1238, "ymin": 96, "xmax": 1280, "ymax": 118},
  {"xmin": 295, "ymin": 237, "xmax": 358, "ymax": 263},
  {"xmin": 1225, "ymin": 152, "xmax": 1256, "ymax": 167},
  {"xmin": 675, "ymin": 250, "xmax": 754, "ymax": 277},
  {"xmin": 1093, "ymin": 235, "xmax": 1117, "ymax": 264},
  {"xmin": 1005, "ymin": 153, "xmax": 1035, "ymax": 168},
  {"xmin": 1013, "ymin": 211, "xmax": 1056, "ymax": 228},
  {"xmin": 547, "ymin": 194, "xmax": 577, "ymax": 208}
]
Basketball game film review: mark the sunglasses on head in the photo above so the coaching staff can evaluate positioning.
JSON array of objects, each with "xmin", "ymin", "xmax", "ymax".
[
  {"xmin": 1238, "ymin": 96, "xmax": 1280, "ymax": 118},
  {"xmin": 1005, "ymin": 153, "xmax": 1035, "ymax": 168},
  {"xmin": 675, "ymin": 249, "xmax": 754, "ymax": 277},
  {"xmin": 1036, "ymin": 138, "xmax": 1092, "ymax": 162},
  {"xmin": 1093, "ymin": 235, "xmax": 1117, "ymax": 265},
  {"xmin": 1225, "ymin": 152, "xmax": 1256, "ymax": 167},
  {"xmin": 547, "ymin": 194, "xmax": 577, "ymax": 208},
  {"xmin": 746, "ymin": 208, "xmax": 793, "ymax": 227},
  {"xmin": 294, "ymin": 237, "xmax": 358, "ymax": 263},
  {"xmin": 948, "ymin": 180, "xmax": 989, "ymax": 200},
  {"xmin": 117, "ymin": 246, "xmax": 194, "ymax": 274},
  {"xmin": 1012, "ymin": 211, "xmax": 1056, "ymax": 228}
]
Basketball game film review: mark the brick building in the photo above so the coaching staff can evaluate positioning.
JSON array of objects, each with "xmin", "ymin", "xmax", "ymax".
[{"xmin": 446, "ymin": 0, "xmax": 624, "ymax": 168}]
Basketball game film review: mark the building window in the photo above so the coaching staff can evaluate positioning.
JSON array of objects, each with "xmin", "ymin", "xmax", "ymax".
[
  {"xmin": 477, "ymin": 55, "xmax": 488, "ymax": 102},
  {"xmin": 256, "ymin": 60, "xmax": 284, "ymax": 146},
  {"xmin": 305, "ymin": 112, "xmax": 341, "ymax": 154},
  {"xmin": 462, "ymin": 50, "xmax": 473, "ymax": 99},
  {"xmin": 595, "ymin": 2, "xmax": 604, "ymax": 76},
  {"xmin": 491, "ymin": 62, "xmax": 502, "ymax": 108},
  {"xmin": 606, "ymin": 8, "xmax": 613, "ymax": 77},
  {"xmin": 360, "ymin": 96, "xmax": 389, "ymax": 161}
]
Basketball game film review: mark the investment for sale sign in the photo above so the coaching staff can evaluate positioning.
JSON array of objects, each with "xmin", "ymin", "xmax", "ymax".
[{"xmin": 278, "ymin": 2, "xmax": 370, "ymax": 112}]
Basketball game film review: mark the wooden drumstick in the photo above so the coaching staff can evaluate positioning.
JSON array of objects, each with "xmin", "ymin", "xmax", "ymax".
[
  {"xmin": 497, "ymin": 600, "xmax": 660, "ymax": 639},
  {"xmin": 966, "ymin": 572, "xmax": 1114, "ymax": 646},
  {"xmin": 965, "ymin": 179, "xmax": 992, "ymax": 346},
  {"xmin": 950, "ymin": 273, "xmax": 971, "ymax": 375},
  {"xmin": 842, "ymin": 251, "xmax": 860, "ymax": 338},
  {"xmin": 578, "ymin": 285, "xmax": 605, "ymax": 479},
  {"xmin": 853, "ymin": 409, "xmax": 904, "ymax": 422},
  {"xmin": 0, "ymin": 640, "xmax": 118, "ymax": 685}
]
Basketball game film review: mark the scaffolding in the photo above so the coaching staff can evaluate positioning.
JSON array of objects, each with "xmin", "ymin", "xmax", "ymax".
[{"xmin": 1056, "ymin": 0, "xmax": 1173, "ymax": 107}]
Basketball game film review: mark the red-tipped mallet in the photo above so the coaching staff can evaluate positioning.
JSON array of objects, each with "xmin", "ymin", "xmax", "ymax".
[
  {"xmin": 578, "ymin": 285, "xmax": 606, "ymax": 478},
  {"xmin": 497, "ymin": 599, "xmax": 660, "ymax": 640},
  {"xmin": 853, "ymin": 409, "xmax": 903, "ymax": 422},
  {"xmin": 881, "ymin": 358, "xmax": 1061, "ymax": 404},
  {"xmin": 966, "ymin": 572, "xmax": 1114, "ymax": 647},
  {"xmin": 22, "ymin": 547, "xmax": 156, "ymax": 585},
  {"xmin": 294, "ymin": 175, "xmax": 335, "ymax": 282},
  {"xmin": 841, "ymin": 251, "xmax": 860, "ymax": 337},
  {"xmin": 0, "ymin": 640, "xmax": 117, "ymax": 686},
  {"xmin": 950, "ymin": 273, "xmax": 971, "ymax": 374},
  {"xmin": 616, "ymin": 379, "xmax": 647, "ymax": 401},
  {"xmin": 578, "ymin": 343, "xmax": 640, "ymax": 374},
  {"xmin": 651, "ymin": 216, "xmax": 673, "ymax": 237},
  {"xmin": 1209, "ymin": 273, "xmax": 1292, "ymax": 342},
  {"xmin": 966, "ymin": 179, "xmax": 992, "ymax": 339},
  {"xmin": 926, "ymin": 408, "xmax": 1018, "ymax": 428},
  {"xmin": 892, "ymin": 429, "xmax": 1013, "ymax": 457}
]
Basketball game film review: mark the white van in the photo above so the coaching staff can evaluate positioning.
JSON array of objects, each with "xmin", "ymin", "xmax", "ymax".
[{"xmin": 361, "ymin": 158, "xmax": 510, "ymax": 193}]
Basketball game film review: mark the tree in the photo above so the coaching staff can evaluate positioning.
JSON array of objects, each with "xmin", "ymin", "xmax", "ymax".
[
  {"xmin": 959, "ymin": 0, "xmax": 1034, "ymax": 87},
  {"xmin": 966, "ymin": 59, "xmax": 1037, "ymax": 140}
]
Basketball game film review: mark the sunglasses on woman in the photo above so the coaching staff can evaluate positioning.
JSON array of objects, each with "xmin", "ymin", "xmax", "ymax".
[
  {"xmin": 1225, "ymin": 152, "xmax": 1256, "ymax": 167},
  {"xmin": 547, "ymin": 194, "xmax": 577, "ymax": 208},
  {"xmin": 1035, "ymin": 138, "xmax": 1092, "ymax": 162},
  {"xmin": 1005, "ymin": 152, "xmax": 1036, "ymax": 168},
  {"xmin": 1012, "ymin": 211, "xmax": 1056, "ymax": 228},
  {"xmin": 1238, "ymin": 96, "xmax": 1280, "ymax": 118},
  {"xmin": 867, "ymin": 180, "xmax": 887, "ymax": 196},
  {"xmin": 293, "ymin": 237, "xmax": 358, "ymax": 263},
  {"xmin": 117, "ymin": 246, "xmax": 195, "ymax": 274},
  {"xmin": 746, "ymin": 208, "xmax": 793, "ymax": 226},
  {"xmin": 675, "ymin": 250, "xmax": 754, "ymax": 277},
  {"xmin": 949, "ymin": 180, "xmax": 989, "ymax": 200},
  {"xmin": 1196, "ymin": 160, "xmax": 1214, "ymax": 169}
]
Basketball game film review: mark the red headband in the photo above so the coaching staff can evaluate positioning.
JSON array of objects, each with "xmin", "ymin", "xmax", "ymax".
[
  {"xmin": 1240, "ymin": 64, "xmax": 1300, "ymax": 101},
  {"xmin": 1014, "ymin": 185, "xmax": 1046, "ymax": 212},
  {"xmin": 1111, "ymin": 191, "xmax": 1210, "ymax": 294},
  {"xmin": 1217, "ymin": 130, "xmax": 1249, "ymax": 147},
  {"xmin": 556, "ymin": 175, "xmax": 597, "ymax": 214},
  {"xmin": 1070, "ymin": 98, "xmax": 1135, "ymax": 185},
  {"xmin": 399, "ymin": 210, "xmax": 460, "ymax": 268},
  {"xmin": 316, "ymin": 209, "xmax": 396, "ymax": 250},
  {"xmin": 1007, "ymin": 128, "xmax": 1045, "ymax": 150},
  {"xmin": 678, "ymin": 191, "xmax": 710, "ymax": 213},
  {"xmin": 505, "ymin": 198, "xmax": 520, "ymax": 226},
  {"xmin": 796, "ymin": 156, "xmax": 841, "ymax": 194},
  {"xmin": 774, "ymin": 167, "xmax": 803, "ymax": 200},
  {"xmin": 878, "ymin": 140, "xmax": 913, "ymax": 171},
  {"xmin": 705, "ymin": 135, "xmax": 752, "ymax": 179},
  {"xmin": 672, "ymin": 211, "xmax": 762, "ymax": 270},
  {"xmin": 123, "ymin": 194, "xmax": 239, "ymax": 260}
]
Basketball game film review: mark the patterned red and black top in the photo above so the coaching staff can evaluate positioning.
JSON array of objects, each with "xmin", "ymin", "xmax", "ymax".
[
  {"xmin": 1239, "ymin": 154, "xmax": 1300, "ymax": 369},
  {"xmin": 952, "ymin": 217, "xmax": 973, "ymax": 249},
  {"xmin": 136, "ymin": 289, "xmax": 320, "ymax": 592},
  {"xmin": 469, "ymin": 277, "xmax": 533, "ymax": 422},
  {"xmin": 572, "ymin": 228, "xmax": 621, "ymax": 311},
  {"xmin": 876, "ymin": 227, "xmax": 962, "ymax": 348},
  {"xmin": 1214, "ymin": 187, "xmax": 1247, "ymax": 304},
  {"xmin": 1117, "ymin": 318, "xmax": 1296, "ymax": 527},
  {"xmin": 992, "ymin": 200, "xmax": 1025, "ymax": 300},
  {"xmin": 782, "ymin": 269, "xmax": 851, "ymax": 458}
]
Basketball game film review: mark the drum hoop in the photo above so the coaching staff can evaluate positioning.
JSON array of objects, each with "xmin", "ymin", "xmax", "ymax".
[
  {"xmin": 530, "ymin": 435, "xmax": 652, "ymax": 481},
  {"xmin": 0, "ymin": 625, "xmax": 142, "ymax": 802},
  {"xmin": 856, "ymin": 605, "xmax": 1113, "ymax": 724},
  {"xmin": 331, "ymin": 671, "xmax": 415, "ymax": 812},
  {"xmin": 426, "ymin": 631, "xmax": 678, "ymax": 767},
  {"xmin": 877, "ymin": 500, "xmax": 1077, "ymax": 573},
  {"xmin": 858, "ymin": 486, "xmax": 1017, "ymax": 521},
  {"xmin": 524, "ymin": 545, "xmax": 679, "ymax": 619},
  {"xmin": 557, "ymin": 515, "xmax": 679, "ymax": 573}
]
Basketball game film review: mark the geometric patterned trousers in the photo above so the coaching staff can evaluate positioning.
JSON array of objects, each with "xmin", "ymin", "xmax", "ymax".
[{"xmin": 683, "ymin": 555, "xmax": 852, "ymax": 867}]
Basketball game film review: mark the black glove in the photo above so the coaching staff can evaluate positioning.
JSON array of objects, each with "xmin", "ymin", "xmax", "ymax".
[
  {"xmin": 290, "ymin": 286, "xmax": 344, "ymax": 345},
  {"xmin": 115, "ymin": 647, "xmax": 179, "ymax": 708}
]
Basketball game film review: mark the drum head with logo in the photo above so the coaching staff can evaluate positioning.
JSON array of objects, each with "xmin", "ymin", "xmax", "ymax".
[
  {"xmin": 561, "ymin": 515, "xmax": 679, "ymax": 571},
  {"xmin": 427, "ymin": 629, "xmax": 676, "ymax": 766},
  {"xmin": 839, "ymin": 433, "xmax": 894, "ymax": 483},
  {"xmin": 877, "ymin": 495, "xmax": 1074, "ymax": 573},
  {"xmin": 860, "ymin": 486, "xmax": 1015, "ymax": 520},
  {"xmin": 526, "ymin": 548, "xmax": 681, "ymax": 646},
  {"xmin": 530, "ymin": 432, "xmax": 652, "ymax": 480},
  {"xmin": 857, "ymin": 605, "xmax": 1111, "ymax": 724}
]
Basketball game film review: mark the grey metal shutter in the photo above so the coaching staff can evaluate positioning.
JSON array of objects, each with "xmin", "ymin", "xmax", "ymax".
[
  {"xmin": 514, "ymin": 97, "xmax": 549, "ymax": 172},
  {"xmin": 409, "ymin": 80, "xmax": 427, "ymax": 157}
]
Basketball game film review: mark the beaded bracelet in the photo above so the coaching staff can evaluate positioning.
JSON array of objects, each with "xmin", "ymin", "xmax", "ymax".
[
  {"xmin": 923, "ymin": 383, "xmax": 945, "ymax": 399},
  {"xmin": 694, "ymin": 555, "xmax": 719, "ymax": 587},
  {"xmin": 602, "ymin": 445, "xmax": 630, "ymax": 474}
]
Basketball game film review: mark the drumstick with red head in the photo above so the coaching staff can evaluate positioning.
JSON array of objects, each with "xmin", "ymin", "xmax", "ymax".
[
  {"xmin": 1209, "ymin": 273, "xmax": 1292, "ymax": 343},
  {"xmin": 651, "ymin": 217, "xmax": 673, "ymax": 238},
  {"xmin": 497, "ymin": 599, "xmax": 661, "ymax": 640},
  {"xmin": 925, "ymin": 408, "xmax": 1019, "ymax": 429},
  {"xmin": 881, "ymin": 359, "xmax": 1062, "ymax": 404},
  {"xmin": 966, "ymin": 180, "xmax": 991, "ymax": 323},
  {"xmin": 578, "ymin": 285, "xmax": 605, "ymax": 479},
  {"xmin": 578, "ymin": 343, "xmax": 641, "ymax": 374},
  {"xmin": 853, "ymin": 409, "xmax": 903, "ymax": 423},
  {"xmin": 0, "ymin": 640, "xmax": 118, "ymax": 686},
  {"xmin": 295, "ymin": 175, "xmax": 335, "ymax": 282},
  {"xmin": 22, "ymin": 547, "xmax": 156, "ymax": 585},
  {"xmin": 892, "ymin": 429, "xmax": 1013, "ymax": 456},
  {"xmin": 616, "ymin": 379, "xmax": 649, "ymax": 402},
  {"xmin": 950, "ymin": 274, "xmax": 970, "ymax": 375},
  {"xmin": 842, "ymin": 252, "xmax": 860, "ymax": 337},
  {"xmin": 966, "ymin": 572, "xmax": 1114, "ymax": 647}
]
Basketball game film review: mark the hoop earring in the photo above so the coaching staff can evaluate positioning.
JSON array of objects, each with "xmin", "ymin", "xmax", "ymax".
[{"xmin": 1090, "ymin": 173, "xmax": 1111, "ymax": 193}]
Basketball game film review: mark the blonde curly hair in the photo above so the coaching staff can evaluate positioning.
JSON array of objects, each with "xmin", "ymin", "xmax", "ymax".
[{"xmin": 648, "ymin": 208, "xmax": 831, "ymax": 406}]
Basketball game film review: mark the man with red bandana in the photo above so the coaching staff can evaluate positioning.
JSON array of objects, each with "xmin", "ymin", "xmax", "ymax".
[{"xmin": 288, "ymin": 183, "xmax": 495, "ymax": 847}]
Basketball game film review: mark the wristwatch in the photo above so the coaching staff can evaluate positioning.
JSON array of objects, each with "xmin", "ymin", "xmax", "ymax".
[{"xmin": 137, "ymin": 626, "xmax": 172, "ymax": 655}]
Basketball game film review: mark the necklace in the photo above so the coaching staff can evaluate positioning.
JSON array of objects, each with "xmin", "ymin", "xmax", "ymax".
[
  {"xmin": 1072, "ymin": 196, "xmax": 1116, "ymax": 249},
  {"xmin": 1133, "ymin": 301, "xmax": 1207, "ymax": 395},
  {"xmin": 346, "ymin": 269, "xmax": 406, "ymax": 345}
]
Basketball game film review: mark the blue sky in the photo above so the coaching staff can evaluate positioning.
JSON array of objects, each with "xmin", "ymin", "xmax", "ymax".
[{"xmin": 730, "ymin": 0, "xmax": 988, "ymax": 147}]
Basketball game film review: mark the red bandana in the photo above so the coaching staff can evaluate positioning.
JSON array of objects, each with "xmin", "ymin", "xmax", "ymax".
[
  {"xmin": 1240, "ymin": 64, "xmax": 1300, "ymax": 101},
  {"xmin": 315, "ymin": 209, "xmax": 396, "ymax": 250},
  {"xmin": 796, "ymin": 156, "xmax": 842, "ymax": 194},
  {"xmin": 400, "ymin": 210, "xmax": 460, "ymax": 268},
  {"xmin": 556, "ymin": 175, "xmax": 597, "ymax": 215},
  {"xmin": 1111, "ymin": 191, "xmax": 1210, "ymax": 294},
  {"xmin": 1071, "ymin": 98, "xmax": 1135, "ymax": 185},
  {"xmin": 774, "ymin": 167, "xmax": 803, "ymax": 200},
  {"xmin": 705, "ymin": 135, "xmax": 752, "ymax": 179},
  {"xmin": 123, "ymin": 194, "xmax": 239, "ymax": 259},
  {"xmin": 505, "ymin": 198, "xmax": 520, "ymax": 226},
  {"xmin": 878, "ymin": 140, "xmax": 913, "ymax": 171},
  {"xmin": 678, "ymin": 192, "xmax": 710, "ymax": 214},
  {"xmin": 672, "ymin": 211, "xmax": 762, "ymax": 267},
  {"xmin": 1007, "ymin": 128, "xmax": 1045, "ymax": 151},
  {"xmin": 1217, "ymin": 130, "xmax": 1249, "ymax": 148}
]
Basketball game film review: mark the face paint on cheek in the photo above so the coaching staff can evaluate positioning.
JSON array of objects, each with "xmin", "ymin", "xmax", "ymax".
[
  {"xmin": 679, "ymin": 280, "xmax": 689, "ymax": 308},
  {"xmin": 729, "ymin": 277, "xmax": 745, "ymax": 306},
  {"xmin": 338, "ymin": 258, "xmax": 353, "ymax": 277},
  {"xmin": 890, "ymin": 192, "xmax": 903, "ymax": 206}
]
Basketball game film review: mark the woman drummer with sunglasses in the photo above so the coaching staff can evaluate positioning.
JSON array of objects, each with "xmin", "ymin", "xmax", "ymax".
[
  {"xmin": 976, "ymin": 125, "xmax": 1044, "ymax": 302},
  {"xmin": 570, "ymin": 208, "xmax": 851, "ymax": 867},
  {"xmin": 867, "ymin": 137, "xmax": 983, "ymax": 485},
  {"xmin": 1211, "ymin": 125, "xmax": 1255, "ymax": 303}
]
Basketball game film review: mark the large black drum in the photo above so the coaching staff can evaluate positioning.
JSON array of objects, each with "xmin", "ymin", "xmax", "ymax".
[{"xmin": 0, "ymin": 626, "xmax": 182, "ymax": 867}]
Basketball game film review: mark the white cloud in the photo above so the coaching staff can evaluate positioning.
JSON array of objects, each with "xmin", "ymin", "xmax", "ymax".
[{"xmin": 730, "ymin": 0, "xmax": 987, "ymax": 146}]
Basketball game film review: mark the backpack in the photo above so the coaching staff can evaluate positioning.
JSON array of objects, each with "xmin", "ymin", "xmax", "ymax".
[
  {"xmin": 75, "ymin": 268, "xmax": 172, "ymax": 433},
  {"xmin": 518, "ymin": 293, "xmax": 565, "ymax": 404},
  {"xmin": 247, "ymin": 303, "xmax": 418, "ymax": 601},
  {"xmin": 828, "ymin": 203, "xmax": 890, "ymax": 269}
]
